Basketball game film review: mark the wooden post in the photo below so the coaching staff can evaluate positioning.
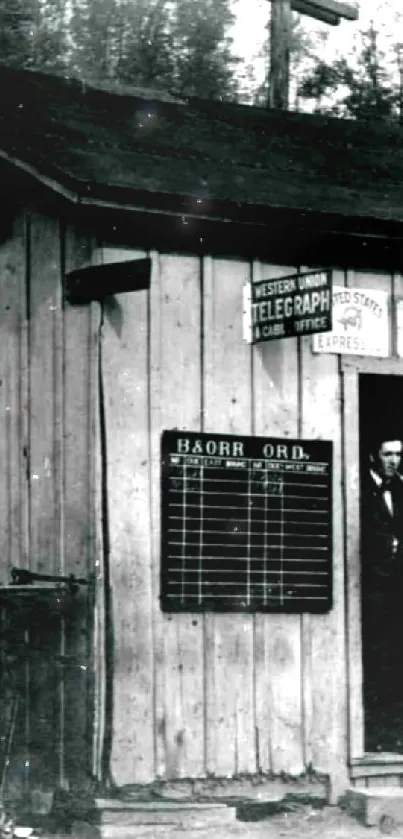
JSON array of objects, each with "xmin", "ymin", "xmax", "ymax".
[
  {"xmin": 267, "ymin": 0, "xmax": 358, "ymax": 110},
  {"xmin": 268, "ymin": 0, "xmax": 293, "ymax": 110}
]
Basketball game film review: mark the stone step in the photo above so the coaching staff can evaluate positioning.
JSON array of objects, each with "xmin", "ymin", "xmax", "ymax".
[
  {"xmin": 96, "ymin": 798, "xmax": 235, "ymax": 825},
  {"xmin": 344, "ymin": 785, "xmax": 403, "ymax": 830},
  {"xmin": 74, "ymin": 828, "xmax": 246, "ymax": 839},
  {"xmin": 72, "ymin": 799, "xmax": 237, "ymax": 836}
]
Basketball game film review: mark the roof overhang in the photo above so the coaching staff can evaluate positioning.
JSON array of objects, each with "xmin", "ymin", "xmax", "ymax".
[{"xmin": 1, "ymin": 143, "xmax": 403, "ymax": 273}]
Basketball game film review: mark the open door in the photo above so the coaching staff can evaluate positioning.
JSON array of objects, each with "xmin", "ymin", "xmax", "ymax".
[{"xmin": 359, "ymin": 373, "xmax": 403, "ymax": 753}]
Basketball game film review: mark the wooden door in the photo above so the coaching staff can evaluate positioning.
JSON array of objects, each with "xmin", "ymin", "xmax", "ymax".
[{"xmin": 343, "ymin": 357, "xmax": 403, "ymax": 767}]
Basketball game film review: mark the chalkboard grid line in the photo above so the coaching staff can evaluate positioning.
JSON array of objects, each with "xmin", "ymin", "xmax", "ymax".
[
  {"xmin": 263, "ymin": 466, "xmax": 268, "ymax": 606},
  {"xmin": 198, "ymin": 463, "xmax": 203, "ymax": 605},
  {"xmin": 247, "ymin": 466, "xmax": 252, "ymax": 606},
  {"xmin": 181, "ymin": 461, "xmax": 187, "ymax": 604},
  {"xmin": 280, "ymin": 477, "xmax": 284, "ymax": 606}
]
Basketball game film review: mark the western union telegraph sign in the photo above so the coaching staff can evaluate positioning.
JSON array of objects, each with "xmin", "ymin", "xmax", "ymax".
[{"xmin": 243, "ymin": 270, "xmax": 332, "ymax": 344}]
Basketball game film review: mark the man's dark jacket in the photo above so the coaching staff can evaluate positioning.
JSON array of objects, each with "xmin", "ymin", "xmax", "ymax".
[{"xmin": 361, "ymin": 469, "xmax": 403, "ymax": 615}]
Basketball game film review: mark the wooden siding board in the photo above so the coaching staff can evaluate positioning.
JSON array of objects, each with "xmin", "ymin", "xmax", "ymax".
[
  {"xmin": 149, "ymin": 254, "xmax": 205, "ymax": 779},
  {"xmin": 300, "ymin": 269, "xmax": 347, "ymax": 795},
  {"xmin": 63, "ymin": 227, "xmax": 95, "ymax": 789},
  {"xmin": 203, "ymin": 257, "xmax": 256, "ymax": 777},
  {"xmin": 90, "ymin": 250, "xmax": 106, "ymax": 782},
  {"xmin": 0, "ymin": 212, "xmax": 30, "ymax": 800},
  {"xmin": 28, "ymin": 213, "xmax": 63, "ymax": 793},
  {"xmin": 252, "ymin": 261, "xmax": 304, "ymax": 777},
  {"xmin": 149, "ymin": 251, "xmax": 164, "ymax": 779},
  {"xmin": 101, "ymin": 247, "xmax": 154, "ymax": 785},
  {"xmin": 88, "ymin": 297, "xmax": 103, "ymax": 782},
  {"xmin": 343, "ymin": 367, "xmax": 363, "ymax": 760},
  {"xmin": 29, "ymin": 213, "xmax": 63, "ymax": 574},
  {"xmin": 0, "ymin": 281, "xmax": 7, "ymax": 572},
  {"xmin": 0, "ymin": 212, "xmax": 28, "ymax": 575}
]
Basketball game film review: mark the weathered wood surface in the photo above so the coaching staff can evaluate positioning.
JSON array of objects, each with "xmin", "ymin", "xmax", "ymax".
[
  {"xmin": 29, "ymin": 213, "xmax": 63, "ymax": 576},
  {"xmin": 0, "ymin": 212, "xmax": 30, "ymax": 800},
  {"xmin": 2, "ymin": 206, "xmax": 402, "ymax": 796},
  {"xmin": 0, "ymin": 213, "xmax": 28, "ymax": 574},
  {"xmin": 252, "ymin": 261, "xmax": 303, "ymax": 776},
  {"xmin": 151, "ymin": 254, "xmax": 204, "ymax": 781},
  {"xmin": 100, "ymin": 251, "xmax": 369, "ymax": 785},
  {"xmin": 0, "ymin": 213, "xmax": 100, "ymax": 799},
  {"xmin": 27, "ymin": 213, "xmax": 63, "ymax": 792},
  {"xmin": 100, "ymin": 247, "xmax": 154, "ymax": 785},
  {"xmin": 300, "ymin": 268, "xmax": 347, "ymax": 798},
  {"xmin": 203, "ymin": 257, "xmax": 256, "ymax": 776},
  {"xmin": 91, "ymin": 250, "xmax": 107, "ymax": 783},
  {"xmin": 62, "ymin": 228, "xmax": 99, "ymax": 791},
  {"xmin": 343, "ymin": 364, "xmax": 362, "ymax": 761}
]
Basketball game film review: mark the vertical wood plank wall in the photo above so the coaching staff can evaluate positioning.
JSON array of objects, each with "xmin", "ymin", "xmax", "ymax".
[
  {"xmin": 0, "ymin": 210, "xmax": 101, "ymax": 799},
  {"xmin": 102, "ymin": 249, "xmax": 401, "ymax": 788},
  {"xmin": 252, "ymin": 262, "xmax": 303, "ymax": 776},
  {"xmin": 1, "ymin": 209, "xmax": 401, "ymax": 793}
]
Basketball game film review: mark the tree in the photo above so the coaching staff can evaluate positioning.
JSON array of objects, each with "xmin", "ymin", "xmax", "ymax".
[
  {"xmin": 170, "ymin": 0, "xmax": 239, "ymax": 100},
  {"xmin": 0, "ymin": 0, "xmax": 68, "ymax": 72},
  {"xmin": 0, "ymin": 0, "xmax": 239, "ymax": 102},
  {"xmin": 114, "ymin": 0, "xmax": 176, "ymax": 90},
  {"xmin": 68, "ymin": 0, "xmax": 239, "ymax": 101},
  {"xmin": 69, "ymin": 0, "xmax": 123, "ymax": 82},
  {"xmin": 297, "ymin": 22, "xmax": 398, "ymax": 120}
]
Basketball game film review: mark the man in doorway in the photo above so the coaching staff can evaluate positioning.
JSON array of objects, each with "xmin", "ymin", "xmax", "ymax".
[{"xmin": 361, "ymin": 432, "xmax": 403, "ymax": 751}]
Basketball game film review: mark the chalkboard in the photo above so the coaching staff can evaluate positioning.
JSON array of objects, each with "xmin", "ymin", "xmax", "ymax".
[{"xmin": 160, "ymin": 431, "xmax": 333, "ymax": 613}]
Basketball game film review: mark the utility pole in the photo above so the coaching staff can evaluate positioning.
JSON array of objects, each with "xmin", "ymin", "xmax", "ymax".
[
  {"xmin": 396, "ymin": 43, "xmax": 403, "ymax": 126},
  {"xmin": 267, "ymin": 0, "xmax": 359, "ymax": 110},
  {"xmin": 268, "ymin": 0, "xmax": 293, "ymax": 109}
]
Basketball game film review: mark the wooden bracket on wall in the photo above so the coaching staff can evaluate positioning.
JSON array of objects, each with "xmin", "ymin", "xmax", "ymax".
[{"xmin": 65, "ymin": 257, "xmax": 152, "ymax": 304}]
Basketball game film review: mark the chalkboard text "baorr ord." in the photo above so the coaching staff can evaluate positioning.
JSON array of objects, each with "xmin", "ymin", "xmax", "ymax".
[{"xmin": 176, "ymin": 437, "xmax": 311, "ymax": 461}]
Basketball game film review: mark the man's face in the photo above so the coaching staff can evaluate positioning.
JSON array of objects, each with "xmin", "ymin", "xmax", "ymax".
[{"xmin": 377, "ymin": 440, "xmax": 402, "ymax": 479}]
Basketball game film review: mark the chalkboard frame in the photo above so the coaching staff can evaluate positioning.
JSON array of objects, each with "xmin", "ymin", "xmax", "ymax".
[{"xmin": 160, "ymin": 430, "xmax": 333, "ymax": 614}]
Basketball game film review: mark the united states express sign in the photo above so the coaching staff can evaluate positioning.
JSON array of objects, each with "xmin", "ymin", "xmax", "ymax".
[
  {"xmin": 243, "ymin": 270, "xmax": 332, "ymax": 344},
  {"xmin": 312, "ymin": 286, "xmax": 389, "ymax": 357}
]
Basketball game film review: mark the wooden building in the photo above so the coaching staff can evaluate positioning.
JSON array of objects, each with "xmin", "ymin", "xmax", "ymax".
[{"xmin": 1, "ymin": 64, "xmax": 403, "ymax": 808}]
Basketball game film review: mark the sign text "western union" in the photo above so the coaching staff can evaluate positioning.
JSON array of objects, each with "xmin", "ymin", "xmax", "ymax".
[{"xmin": 243, "ymin": 270, "xmax": 333, "ymax": 344}]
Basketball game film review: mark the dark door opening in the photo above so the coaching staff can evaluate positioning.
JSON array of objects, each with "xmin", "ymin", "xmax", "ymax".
[{"xmin": 359, "ymin": 373, "xmax": 403, "ymax": 753}]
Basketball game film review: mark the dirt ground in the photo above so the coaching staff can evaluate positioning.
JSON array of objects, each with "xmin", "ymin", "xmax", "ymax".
[
  {"xmin": 241, "ymin": 803, "xmax": 392, "ymax": 837},
  {"xmin": 179, "ymin": 803, "xmax": 397, "ymax": 839}
]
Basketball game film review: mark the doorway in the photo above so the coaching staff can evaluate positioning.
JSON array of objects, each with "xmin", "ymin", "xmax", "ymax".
[{"xmin": 359, "ymin": 373, "xmax": 403, "ymax": 753}]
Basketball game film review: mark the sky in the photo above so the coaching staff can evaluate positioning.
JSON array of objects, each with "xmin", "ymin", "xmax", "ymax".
[{"xmin": 231, "ymin": 0, "xmax": 403, "ymax": 93}]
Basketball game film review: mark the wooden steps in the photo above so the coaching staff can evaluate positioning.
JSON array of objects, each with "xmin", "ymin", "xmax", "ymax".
[
  {"xmin": 344, "ymin": 785, "xmax": 403, "ymax": 831},
  {"xmin": 350, "ymin": 752, "xmax": 403, "ymax": 784},
  {"xmin": 73, "ymin": 798, "xmax": 237, "ymax": 837}
]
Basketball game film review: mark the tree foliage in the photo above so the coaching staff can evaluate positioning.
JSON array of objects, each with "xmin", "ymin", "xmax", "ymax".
[
  {"xmin": 297, "ymin": 22, "xmax": 401, "ymax": 121},
  {"xmin": 3, "ymin": 0, "xmax": 403, "ymax": 121},
  {"xmin": 0, "ymin": 0, "xmax": 68, "ymax": 71},
  {"xmin": 0, "ymin": 0, "xmax": 239, "ymax": 102}
]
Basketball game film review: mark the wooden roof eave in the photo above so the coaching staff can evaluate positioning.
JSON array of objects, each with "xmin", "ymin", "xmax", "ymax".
[{"xmin": 1, "ymin": 145, "xmax": 403, "ymax": 271}]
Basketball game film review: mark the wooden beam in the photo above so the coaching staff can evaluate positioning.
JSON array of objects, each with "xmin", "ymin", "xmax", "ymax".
[
  {"xmin": 267, "ymin": 0, "xmax": 358, "ymax": 23},
  {"xmin": 65, "ymin": 257, "xmax": 151, "ymax": 304},
  {"xmin": 268, "ymin": 0, "xmax": 292, "ymax": 110},
  {"xmin": 292, "ymin": 0, "xmax": 340, "ymax": 25},
  {"xmin": 298, "ymin": 0, "xmax": 358, "ymax": 19}
]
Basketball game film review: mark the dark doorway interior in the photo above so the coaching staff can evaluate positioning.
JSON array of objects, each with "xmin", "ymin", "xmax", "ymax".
[{"xmin": 359, "ymin": 373, "xmax": 403, "ymax": 753}]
